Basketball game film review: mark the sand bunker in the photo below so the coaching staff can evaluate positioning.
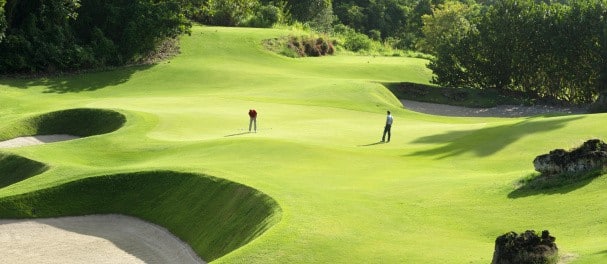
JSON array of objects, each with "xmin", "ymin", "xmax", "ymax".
[
  {"xmin": 0, "ymin": 135, "xmax": 80, "ymax": 149},
  {"xmin": 0, "ymin": 214, "xmax": 205, "ymax": 264}
]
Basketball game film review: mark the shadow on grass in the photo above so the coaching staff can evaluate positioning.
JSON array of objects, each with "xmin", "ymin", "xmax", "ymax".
[
  {"xmin": 383, "ymin": 81, "xmax": 552, "ymax": 107},
  {"xmin": 224, "ymin": 132, "xmax": 252, "ymax": 137},
  {"xmin": 407, "ymin": 116, "xmax": 584, "ymax": 159},
  {"xmin": 0, "ymin": 64, "xmax": 153, "ymax": 93},
  {"xmin": 358, "ymin": 141, "xmax": 385, "ymax": 147},
  {"xmin": 0, "ymin": 171, "xmax": 282, "ymax": 262},
  {"xmin": 0, "ymin": 154, "xmax": 48, "ymax": 189},
  {"xmin": 508, "ymin": 170, "xmax": 605, "ymax": 199}
]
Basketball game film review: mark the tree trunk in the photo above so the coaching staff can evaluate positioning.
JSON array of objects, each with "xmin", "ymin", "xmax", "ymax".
[{"xmin": 594, "ymin": 91, "xmax": 607, "ymax": 112}]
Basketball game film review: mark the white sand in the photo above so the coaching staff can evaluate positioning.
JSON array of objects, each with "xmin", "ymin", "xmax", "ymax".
[
  {"xmin": 0, "ymin": 135, "xmax": 80, "ymax": 149},
  {"xmin": 0, "ymin": 135, "xmax": 207, "ymax": 263},
  {"xmin": 0, "ymin": 214, "xmax": 205, "ymax": 264}
]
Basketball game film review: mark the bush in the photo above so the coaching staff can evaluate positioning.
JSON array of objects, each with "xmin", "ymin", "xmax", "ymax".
[
  {"xmin": 264, "ymin": 35, "xmax": 334, "ymax": 58},
  {"xmin": 292, "ymin": 35, "xmax": 334, "ymax": 57},
  {"xmin": 492, "ymin": 230, "xmax": 558, "ymax": 264},
  {"xmin": 344, "ymin": 32, "xmax": 372, "ymax": 52},
  {"xmin": 246, "ymin": 4, "xmax": 282, "ymax": 28},
  {"xmin": 0, "ymin": 0, "xmax": 190, "ymax": 74}
]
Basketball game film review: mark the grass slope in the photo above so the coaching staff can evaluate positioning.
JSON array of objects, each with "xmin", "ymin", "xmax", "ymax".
[
  {"xmin": 0, "ymin": 26, "xmax": 606, "ymax": 263},
  {"xmin": 0, "ymin": 171, "xmax": 280, "ymax": 261}
]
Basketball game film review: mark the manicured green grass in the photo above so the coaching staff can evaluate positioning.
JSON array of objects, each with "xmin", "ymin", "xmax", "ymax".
[
  {"xmin": 0, "ymin": 26, "xmax": 606, "ymax": 263},
  {"xmin": 0, "ymin": 154, "xmax": 48, "ymax": 188},
  {"xmin": 0, "ymin": 108, "xmax": 126, "ymax": 140},
  {"xmin": 0, "ymin": 170, "xmax": 280, "ymax": 261}
]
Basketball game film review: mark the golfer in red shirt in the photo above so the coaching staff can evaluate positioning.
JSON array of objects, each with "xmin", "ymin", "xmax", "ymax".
[{"xmin": 248, "ymin": 109, "xmax": 257, "ymax": 132}]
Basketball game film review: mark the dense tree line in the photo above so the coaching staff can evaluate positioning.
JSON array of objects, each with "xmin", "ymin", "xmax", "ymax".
[
  {"xmin": 187, "ymin": 0, "xmax": 607, "ymax": 107},
  {"xmin": 0, "ymin": 0, "xmax": 190, "ymax": 74},
  {"xmin": 426, "ymin": 0, "xmax": 607, "ymax": 107},
  {"xmin": 2, "ymin": 0, "xmax": 607, "ymax": 108}
]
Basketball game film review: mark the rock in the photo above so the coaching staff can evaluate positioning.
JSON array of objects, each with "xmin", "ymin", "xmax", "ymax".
[
  {"xmin": 533, "ymin": 139, "xmax": 607, "ymax": 175},
  {"xmin": 492, "ymin": 230, "xmax": 558, "ymax": 264}
]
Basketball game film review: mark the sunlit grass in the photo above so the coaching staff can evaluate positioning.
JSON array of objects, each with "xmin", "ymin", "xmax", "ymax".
[{"xmin": 0, "ymin": 26, "xmax": 605, "ymax": 263}]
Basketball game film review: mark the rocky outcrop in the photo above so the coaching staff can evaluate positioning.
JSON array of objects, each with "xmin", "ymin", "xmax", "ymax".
[
  {"xmin": 492, "ymin": 230, "xmax": 558, "ymax": 264},
  {"xmin": 533, "ymin": 139, "xmax": 607, "ymax": 175}
]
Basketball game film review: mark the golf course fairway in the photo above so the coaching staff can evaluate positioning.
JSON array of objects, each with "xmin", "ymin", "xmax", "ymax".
[{"xmin": 0, "ymin": 26, "xmax": 606, "ymax": 263}]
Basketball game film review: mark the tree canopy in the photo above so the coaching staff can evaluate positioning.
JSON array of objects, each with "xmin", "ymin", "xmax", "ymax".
[
  {"xmin": 0, "ymin": 0, "xmax": 190, "ymax": 74},
  {"xmin": 427, "ymin": 0, "xmax": 607, "ymax": 106},
  {"xmin": 2, "ymin": 0, "xmax": 607, "ymax": 108}
]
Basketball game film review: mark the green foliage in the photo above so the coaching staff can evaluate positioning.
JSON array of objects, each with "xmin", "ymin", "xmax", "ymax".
[
  {"xmin": 334, "ymin": 24, "xmax": 372, "ymax": 52},
  {"xmin": 307, "ymin": 0, "xmax": 335, "ymax": 33},
  {"xmin": 428, "ymin": 0, "xmax": 607, "ymax": 107},
  {"xmin": 0, "ymin": 171, "xmax": 281, "ymax": 261},
  {"xmin": 419, "ymin": 1, "xmax": 478, "ymax": 54},
  {"xmin": 0, "ymin": 0, "xmax": 84, "ymax": 73},
  {"xmin": 73, "ymin": 0, "xmax": 190, "ymax": 64},
  {"xmin": 246, "ymin": 4, "xmax": 282, "ymax": 27},
  {"xmin": 333, "ymin": 0, "xmax": 438, "ymax": 50},
  {"xmin": 0, "ymin": 0, "xmax": 190, "ymax": 74},
  {"xmin": 3, "ymin": 25, "xmax": 607, "ymax": 263},
  {"xmin": 201, "ymin": 0, "xmax": 259, "ymax": 26},
  {"xmin": 284, "ymin": 0, "xmax": 331, "ymax": 23}
]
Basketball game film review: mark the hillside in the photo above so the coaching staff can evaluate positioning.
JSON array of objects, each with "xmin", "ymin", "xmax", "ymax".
[{"xmin": 0, "ymin": 26, "xmax": 606, "ymax": 263}]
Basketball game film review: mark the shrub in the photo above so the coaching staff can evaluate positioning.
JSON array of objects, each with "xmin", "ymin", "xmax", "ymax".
[
  {"xmin": 247, "ymin": 4, "xmax": 282, "ymax": 28},
  {"xmin": 344, "ymin": 32, "xmax": 372, "ymax": 52},
  {"xmin": 492, "ymin": 230, "xmax": 558, "ymax": 264},
  {"xmin": 264, "ymin": 35, "xmax": 334, "ymax": 58}
]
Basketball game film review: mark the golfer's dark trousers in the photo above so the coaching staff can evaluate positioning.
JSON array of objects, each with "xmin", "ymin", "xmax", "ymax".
[{"xmin": 382, "ymin": 124, "xmax": 391, "ymax": 142}]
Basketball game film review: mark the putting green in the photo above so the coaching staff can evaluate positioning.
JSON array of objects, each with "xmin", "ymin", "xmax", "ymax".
[{"xmin": 0, "ymin": 26, "xmax": 606, "ymax": 263}]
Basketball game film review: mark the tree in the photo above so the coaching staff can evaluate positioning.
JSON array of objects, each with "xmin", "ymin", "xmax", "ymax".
[
  {"xmin": 0, "ymin": 0, "xmax": 190, "ymax": 74},
  {"xmin": 308, "ymin": 0, "xmax": 335, "ymax": 32},
  {"xmin": 418, "ymin": 1, "xmax": 477, "ymax": 54},
  {"xmin": 0, "ymin": 0, "xmax": 83, "ymax": 73},
  {"xmin": 429, "ymin": 0, "xmax": 607, "ymax": 107},
  {"xmin": 0, "ymin": 0, "xmax": 6, "ymax": 41},
  {"xmin": 201, "ymin": 0, "xmax": 259, "ymax": 26}
]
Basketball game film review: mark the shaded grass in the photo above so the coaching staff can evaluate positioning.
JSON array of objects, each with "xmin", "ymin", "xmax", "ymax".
[
  {"xmin": 0, "ymin": 108, "xmax": 126, "ymax": 140},
  {"xmin": 384, "ymin": 82, "xmax": 540, "ymax": 107},
  {"xmin": 0, "ymin": 154, "xmax": 48, "ymax": 188},
  {"xmin": 509, "ymin": 169, "xmax": 607, "ymax": 198},
  {"xmin": 0, "ymin": 170, "xmax": 281, "ymax": 261}
]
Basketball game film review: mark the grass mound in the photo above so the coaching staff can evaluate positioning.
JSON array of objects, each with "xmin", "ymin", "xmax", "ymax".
[
  {"xmin": 0, "ymin": 108, "xmax": 126, "ymax": 140},
  {"xmin": 0, "ymin": 154, "xmax": 48, "ymax": 188},
  {"xmin": 0, "ymin": 170, "xmax": 281, "ymax": 261}
]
